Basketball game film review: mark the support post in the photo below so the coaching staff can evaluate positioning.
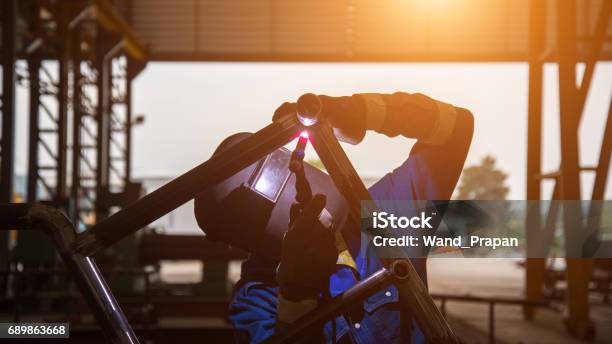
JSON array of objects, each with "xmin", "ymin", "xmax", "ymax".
[
  {"xmin": 524, "ymin": 0, "xmax": 546, "ymax": 320},
  {"xmin": 556, "ymin": 0, "xmax": 593, "ymax": 338},
  {"xmin": 585, "ymin": 101, "xmax": 612, "ymax": 251},
  {"xmin": 125, "ymin": 60, "xmax": 134, "ymax": 183},
  {"xmin": 71, "ymin": 25, "xmax": 83, "ymax": 225},
  {"xmin": 56, "ymin": 1, "xmax": 70, "ymax": 203},
  {"xmin": 27, "ymin": 59, "xmax": 42, "ymax": 202},
  {"xmin": 0, "ymin": 0, "xmax": 17, "ymax": 203},
  {"xmin": 96, "ymin": 30, "xmax": 112, "ymax": 221}
]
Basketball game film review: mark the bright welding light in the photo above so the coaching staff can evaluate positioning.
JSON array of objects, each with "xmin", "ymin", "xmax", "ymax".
[{"xmin": 297, "ymin": 114, "xmax": 318, "ymax": 127}]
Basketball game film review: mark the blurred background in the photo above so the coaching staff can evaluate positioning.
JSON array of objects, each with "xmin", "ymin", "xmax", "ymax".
[{"xmin": 1, "ymin": 0, "xmax": 611, "ymax": 342}]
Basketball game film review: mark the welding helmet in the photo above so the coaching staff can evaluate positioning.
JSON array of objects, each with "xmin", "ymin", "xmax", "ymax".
[{"xmin": 194, "ymin": 132, "xmax": 350, "ymax": 263}]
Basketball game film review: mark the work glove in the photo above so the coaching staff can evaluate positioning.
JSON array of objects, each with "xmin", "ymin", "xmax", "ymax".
[
  {"xmin": 276, "ymin": 194, "xmax": 338, "ymax": 301},
  {"xmin": 272, "ymin": 96, "xmax": 367, "ymax": 144}
]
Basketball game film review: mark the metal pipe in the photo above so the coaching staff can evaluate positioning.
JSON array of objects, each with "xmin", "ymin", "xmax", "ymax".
[
  {"xmin": 0, "ymin": 204, "xmax": 139, "ymax": 344},
  {"xmin": 392, "ymin": 259, "xmax": 460, "ymax": 343},
  {"xmin": 67, "ymin": 254, "xmax": 139, "ymax": 344},
  {"xmin": 77, "ymin": 114, "xmax": 302, "ymax": 256},
  {"xmin": 308, "ymin": 111, "xmax": 457, "ymax": 343},
  {"xmin": 263, "ymin": 267, "xmax": 394, "ymax": 344}
]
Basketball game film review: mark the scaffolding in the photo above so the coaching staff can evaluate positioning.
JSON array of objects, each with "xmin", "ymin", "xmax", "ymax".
[{"xmin": 0, "ymin": 0, "xmax": 146, "ymax": 228}]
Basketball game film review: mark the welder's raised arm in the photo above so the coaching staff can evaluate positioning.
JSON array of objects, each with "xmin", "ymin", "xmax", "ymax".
[
  {"xmin": 316, "ymin": 92, "xmax": 464, "ymax": 145},
  {"xmin": 318, "ymin": 92, "xmax": 474, "ymax": 201}
]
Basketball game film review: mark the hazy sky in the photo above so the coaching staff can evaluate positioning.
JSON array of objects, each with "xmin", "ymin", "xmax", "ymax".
[
  {"xmin": 12, "ymin": 62, "xmax": 612, "ymax": 200},
  {"xmin": 129, "ymin": 62, "xmax": 612, "ymax": 200}
]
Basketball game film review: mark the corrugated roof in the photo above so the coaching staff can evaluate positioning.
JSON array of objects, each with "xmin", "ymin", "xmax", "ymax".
[{"xmin": 127, "ymin": 0, "xmax": 611, "ymax": 62}]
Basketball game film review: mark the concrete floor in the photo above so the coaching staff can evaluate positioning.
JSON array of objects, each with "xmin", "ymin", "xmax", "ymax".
[{"xmin": 428, "ymin": 259, "xmax": 612, "ymax": 343}]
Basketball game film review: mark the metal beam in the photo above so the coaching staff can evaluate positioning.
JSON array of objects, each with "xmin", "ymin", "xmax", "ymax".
[
  {"xmin": 556, "ymin": 0, "xmax": 592, "ymax": 338},
  {"xmin": 125, "ymin": 59, "xmax": 134, "ymax": 183},
  {"xmin": 27, "ymin": 59, "xmax": 41, "ymax": 202},
  {"xmin": 56, "ymin": 1, "xmax": 70, "ymax": 203},
  {"xmin": 76, "ymin": 114, "xmax": 301, "ymax": 256},
  {"xmin": 71, "ymin": 24, "xmax": 84, "ymax": 225},
  {"xmin": 524, "ymin": 0, "xmax": 546, "ymax": 321},
  {"xmin": 92, "ymin": 0, "xmax": 147, "ymax": 60},
  {"xmin": 95, "ymin": 29, "xmax": 115, "ymax": 221},
  {"xmin": 148, "ymin": 52, "xmax": 531, "ymax": 63},
  {"xmin": 530, "ymin": 2, "xmax": 611, "ymax": 326},
  {"xmin": 577, "ymin": 0, "xmax": 611, "ymax": 111},
  {"xmin": 0, "ymin": 0, "xmax": 17, "ymax": 203},
  {"xmin": 585, "ymin": 100, "xmax": 612, "ymax": 241}
]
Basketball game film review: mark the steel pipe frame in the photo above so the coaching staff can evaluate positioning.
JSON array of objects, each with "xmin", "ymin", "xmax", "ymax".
[
  {"xmin": 0, "ymin": 110, "xmax": 458, "ymax": 342},
  {"xmin": 263, "ymin": 263, "xmax": 398, "ymax": 344},
  {"xmin": 309, "ymin": 121, "xmax": 457, "ymax": 342},
  {"xmin": 0, "ymin": 203, "xmax": 139, "ymax": 344},
  {"xmin": 70, "ymin": 113, "xmax": 457, "ymax": 342},
  {"xmin": 76, "ymin": 113, "xmax": 302, "ymax": 254}
]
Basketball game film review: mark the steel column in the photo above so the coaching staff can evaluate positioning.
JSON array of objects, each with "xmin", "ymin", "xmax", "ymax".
[
  {"xmin": 556, "ymin": 0, "xmax": 592, "ymax": 338},
  {"xmin": 524, "ymin": 0, "xmax": 546, "ymax": 320},
  {"xmin": 0, "ymin": 0, "xmax": 17, "ymax": 203},
  {"xmin": 96, "ymin": 31, "xmax": 113, "ymax": 221},
  {"xmin": 27, "ymin": 59, "xmax": 42, "ymax": 202},
  {"xmin": 586, "ymin": 101, "xmax": 612, "ymax": 240},
  {"xmin": 56, "ymin": 1, "xmax": 70, "ymax": 202},
  {"xmin": 71, "ymin": 25, "xmax": 84, "ymax": 225},
  {"xmin": 577, "ymin": 0, "xmax": 611, "ymax": 110},
  {"xmin": 125, "ymin": 61, "xmax": 133, "ymax": 183}
]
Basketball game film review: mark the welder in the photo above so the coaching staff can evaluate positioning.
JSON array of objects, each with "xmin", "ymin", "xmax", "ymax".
[{"xmin": 195, "ymin": 92, "xmax": 473, "ymax": 343}]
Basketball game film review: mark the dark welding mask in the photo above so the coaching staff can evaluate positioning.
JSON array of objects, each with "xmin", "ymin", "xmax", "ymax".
[{"xmin": 194, "ymin": 132, "xmax": 350, "ymax": 263}]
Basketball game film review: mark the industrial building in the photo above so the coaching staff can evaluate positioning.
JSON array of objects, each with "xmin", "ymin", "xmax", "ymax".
[{"xmin": 0, "ymin": 0, "xmax": 610, "ymax": 343}]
